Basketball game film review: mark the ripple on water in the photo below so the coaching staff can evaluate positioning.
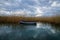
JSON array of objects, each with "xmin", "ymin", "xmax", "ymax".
[{"xmin": 0, "ymin": 23, "xmax": 60, "ymax": 40}]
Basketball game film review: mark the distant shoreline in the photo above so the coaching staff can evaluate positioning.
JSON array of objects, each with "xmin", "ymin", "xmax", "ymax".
[{"xmin": 0, "ymin": 16, "xmax": 60, "ymax": 24}]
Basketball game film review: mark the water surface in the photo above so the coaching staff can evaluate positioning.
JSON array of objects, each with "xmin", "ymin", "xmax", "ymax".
[{"xmin": 0, "ymin": 23, "xmax": 60, "ymax": 40}]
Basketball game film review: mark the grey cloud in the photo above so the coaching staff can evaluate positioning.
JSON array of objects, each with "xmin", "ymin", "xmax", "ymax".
[{"xmin": 0, "ymin": 0, "xmax": 60, "ymax": 16}]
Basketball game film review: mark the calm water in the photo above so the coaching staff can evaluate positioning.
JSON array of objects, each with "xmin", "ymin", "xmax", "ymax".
[{"xmin": 0, "ymin": 23, "xmax": 60, "ymax": 40}]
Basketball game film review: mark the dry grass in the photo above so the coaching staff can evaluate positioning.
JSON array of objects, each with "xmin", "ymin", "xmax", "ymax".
[{"xmin": 0, "ymin": 16, "xmax": 60, "ymax": 24}]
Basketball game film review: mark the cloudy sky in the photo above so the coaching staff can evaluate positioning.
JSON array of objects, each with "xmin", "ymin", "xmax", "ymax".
[{"xmin": 0, "ymin": 0, "xmax": 60, "ymax": 17}]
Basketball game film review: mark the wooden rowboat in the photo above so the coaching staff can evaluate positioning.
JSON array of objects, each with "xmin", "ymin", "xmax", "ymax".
[{"xmin": 20, "ymin": 21, "xmax": 36, "ymax": 25}]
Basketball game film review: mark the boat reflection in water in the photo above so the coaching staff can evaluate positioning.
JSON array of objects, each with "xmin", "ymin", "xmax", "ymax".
[{"xmin": 0, "ymin": 23, "xmax": 60, "ymax": 40}]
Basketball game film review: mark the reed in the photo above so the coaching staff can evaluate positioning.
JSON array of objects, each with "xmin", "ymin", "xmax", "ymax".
[{"xmin": 0, "ymin": 16, "xmax": 60, "ymax": 24}]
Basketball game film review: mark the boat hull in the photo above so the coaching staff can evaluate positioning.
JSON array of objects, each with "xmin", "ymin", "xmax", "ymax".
[{"xmin": 20, "ymin": 21, "xmax": 36, "ymax": 25}]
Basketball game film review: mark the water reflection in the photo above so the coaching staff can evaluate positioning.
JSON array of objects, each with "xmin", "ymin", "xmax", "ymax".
[
  {"xmin": 0, "ymin": 23, "xmax": 60, "ymax": 40},
  {"xmin": 36, "ymin": 23, "xmax": 56, "ymax": 34}
]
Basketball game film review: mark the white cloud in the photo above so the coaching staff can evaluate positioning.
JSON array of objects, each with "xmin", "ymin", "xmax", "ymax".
[
  {"xmin": 33, "ymin": 0, "xmax": 39, "ymax": 4},
  {"xmin": 0, "ymin": 10, "xmax": 11, "ymax": 16},
  {"xmin": 34, "ymin": 6, "xmax": 43, "ymax": 17},
  {"xmin": 51, "ymin": 1, "xmax": 60, "ymax": 7},
  {"xmin": 11, "ymin": 10, "xmax": 33, "ymax": 17},
  {"xmin": 0, "ymin": 0, "xmax": 60, "ymax": 17},
  {"xmin": 0, "ymin": 0, "xmax": 21, "ymax": 7},
  {"xmin": 49, "ymin": 0, "xmax": 52, "ymax": 4},
  {"xmin": 36, "ymin": 7, "xmax": 43, "ymax": 13},
  {"xmin": 4, "ymin": 2, "xmax": 11, "ymax": 6},
  {"xmin": 11, "ymin": 10, "xmax": 26, "ymax": 16},
  {"xmin": 0, "ymin": 9, "xmax": 33, "ymax": 16},
  {"xmin": 16, "ymin": 0, "xmax": 21, "ymax": 2}
]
